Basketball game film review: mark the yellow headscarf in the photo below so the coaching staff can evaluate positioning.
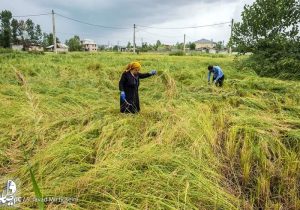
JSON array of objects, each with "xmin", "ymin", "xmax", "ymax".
[{"xmin": 125, "ymin": 61, "xmax": 141, "ymax": 72}]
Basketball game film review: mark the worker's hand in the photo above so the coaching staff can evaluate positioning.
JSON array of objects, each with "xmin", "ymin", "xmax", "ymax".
[
  {"xmin": 213, "ymin": 80, "xmax": 217, "ymax": 84},
  {"xmin": 120, "ymin": 91, "xmax": 126, "ymax": 102},
  {"xmin": 149, "ymin": 70, "xmax": 157, "ymax": 75}
]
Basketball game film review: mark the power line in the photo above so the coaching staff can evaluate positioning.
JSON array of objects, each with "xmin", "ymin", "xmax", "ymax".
[
  {"xmin": 139, "ymin": 30, "xmax": 183, "ymax": 39},
  {"xmin": 12, "ymin": 13, "xmax": 51, "ymax": 18},
  {"xmin": 10, "ymin": 11, "xmax": 232, "ymax": 46},
  {"xmin": 11, "ymin": 12, "xmax": 230, "ymax": 31},
  {"xmin": 56, "ymin": 31, "xmax": 105, "ymax": 37},
  {"xmin": 55, "ymin": 12, "xmax": 131, "ymax": 30},
  {"xmin": 136, "ymin": 21, "xmax": 231, "ymax": 30}
]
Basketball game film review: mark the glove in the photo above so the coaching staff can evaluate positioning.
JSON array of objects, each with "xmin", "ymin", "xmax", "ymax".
[
  {"xmin": 120, "ymin": 91, "xmax": 126, "ymax": 102},
  {"xmin": 213, "ymin": 80, "xmax": 217, "ymax": 84},
  {"xmin": 149, "ymin": 70, "xmax": 157, "ymax": 75}
]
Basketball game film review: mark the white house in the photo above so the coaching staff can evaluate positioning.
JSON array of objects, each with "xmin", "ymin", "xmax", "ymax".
[
  {"xmin": 194, "ymin": 39, "xmax": 216, "ymax": 50},
  {"xmin": 81, "ymin": 39, "xmax": 97, "ymax": 52}
]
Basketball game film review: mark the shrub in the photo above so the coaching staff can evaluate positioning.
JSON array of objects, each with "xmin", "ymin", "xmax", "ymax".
[
  {"xmin": 0, "ymin": 48, "xmax": 14, "ymax": 53},
  {"xmin": 169, "ymin": 51, "xmax": 185, "ymax": 56},
  {"xmin": 236, "ymin": 38, "xmax": 300, "ymax": 80}
]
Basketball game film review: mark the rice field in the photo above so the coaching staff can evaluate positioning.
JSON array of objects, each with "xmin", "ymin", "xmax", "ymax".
[{"xmin": 0, "ymin": 52, "xmax": 299, "ymax": 209}]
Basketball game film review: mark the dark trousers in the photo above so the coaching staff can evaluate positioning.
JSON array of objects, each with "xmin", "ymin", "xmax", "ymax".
[{"xmin": 213, "ymin": 75, "xmax": 225, "ymax": 87}]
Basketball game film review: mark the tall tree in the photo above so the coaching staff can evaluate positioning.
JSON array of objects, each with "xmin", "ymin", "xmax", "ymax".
[
  {"xmin": 35, "ymin": 24, "xmax": 42, "ymax": 44},
  {"xmin": 215, "ymin": 41, "xmax": 223, "ymax": 51},
  {"xmin": 42, "ymin": 32, "xmax": 49, "ymax": 47},
  {"xmin": 189, "ymin": 42, "xmax": 196, "ymax": 50},
  {"xmin": 175, "ymin": 42, "xmax": 183, "ymax": 50},
  {"xmin": 231, "ymin": 0, "xmax": 300, "ymax": 79},
  {"xmin": 127, "ymin": 41, "xmax": 132, "ymax": 48},
  {"xmin": 25, "ymin": 19, "xmax": 35, "ymax": 41},
  {"xmin": 44, "ymin": 33, "xmax": 60, "ymax": 46},
  {"xmin": 18, "ymin": 20, "xmax": 26, "ymax": 41},
  {"xmin": 11, "ymin": 18, "xmax": 19, "ymax": 44},
  {"xmin": 231, "ymin": 0, "xmax": 300, "ymax": 53},
  {"xmin": 66, "ymin": 35, "xmax": 81, "ymax": 51},
  {"xmin": 155, "ymin": 40, "xmax": 162, "ymax": 50},
  {"xmin": 0, "ymin": 10, "xmax": 12, "ymax": 48}
]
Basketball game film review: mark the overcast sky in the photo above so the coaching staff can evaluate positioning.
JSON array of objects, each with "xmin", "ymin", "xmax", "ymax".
[{"xmin": 1, "ymin": 0, "xmax": 255, "ymax": 46}]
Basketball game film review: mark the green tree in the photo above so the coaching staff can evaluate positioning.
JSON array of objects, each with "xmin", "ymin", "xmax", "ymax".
[
  {"xmin": 18, "ymin": 20, "xmax": 26, "ymax": 41},
  {"xmin": 113, "ymin": 45, "xmax": 119, "ymax": 51},
  {"xmin": 25, "ymin": 19, "xmax": 35, "ymax": 41},
  {"xmin": 175, "ymin": 42, "xmax": 183, "ymax": 50},
  {"xmin": 126, "ymin": 41, "xmax": 132, "ymax": 48},
  {"xmin": 231, "ymin": 0, "xmax": 300, "ymax": 53},
  {"xmin": 215, "ymin": 41, "xmax": 223, "ymax": 51},
  {"xmin": 0, "ymin": 10, "xmax": 12, "ymax": 48},
  {"xmin": 11, "ymin": 18, "xmax": 19, "ymax": 44},
  {"xmin": 231, "ymin": 0, "xmax": 300, "ymax": 79},
  {"xmin": 42, "ymin": 32, "xmax": 48, "ymax": 47},
  {"xmin": 66, "ymin": 35, "xmax": 82, "ymax": 51},
  {"xmin": 48, "ymin": 33, "xmax": 60, "ymax": 45},
  {"xmin": 187, "ymin": 42, "xmax": 196, "ymax": 50},
  {"xmin": 47, "ymin": 33, "xmax": 53, "ymax": 46},
  {"xmin": 156, "ymin": 40, "xmax": 161, "ymax": 47},
  {"xmin": 35, "ymin": 24, "xmax": 42, "ymax": 44},
  {"xmin": 141, "ymin": 42, "xmax": 149, "ymax": 52},
  {"xmin": 155, "ymin": 40, "xmax": 161, "ymax": 50}
]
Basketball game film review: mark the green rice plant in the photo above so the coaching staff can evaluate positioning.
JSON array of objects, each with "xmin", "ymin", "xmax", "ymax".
[
  {"xmin": 240, "ymin": 135, "xmax": 252, "ymax": 185},
  {"xmin": 0, "ymin": 52, "xmax": 299, "ymax": 209}
]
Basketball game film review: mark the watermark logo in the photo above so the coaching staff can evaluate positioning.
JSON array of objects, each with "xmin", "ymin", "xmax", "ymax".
[
  {"xmin": 0, "ymin": 180, "xmax": 18, "ymax": 206},
  {"xmin": 0, "ymin": 179, "xmax": 78, "ymax": 207}
]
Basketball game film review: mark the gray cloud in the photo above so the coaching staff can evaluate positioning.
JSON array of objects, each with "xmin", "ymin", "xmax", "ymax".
[{"xmin": 1, "ymin": 0, "xmax": 254, "ymax": 45}]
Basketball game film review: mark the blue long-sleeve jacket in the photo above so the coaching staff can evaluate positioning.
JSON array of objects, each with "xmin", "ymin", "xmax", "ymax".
[{"xmin": 208, "ymin": 66, "xmax": 224, "ymax": 82}]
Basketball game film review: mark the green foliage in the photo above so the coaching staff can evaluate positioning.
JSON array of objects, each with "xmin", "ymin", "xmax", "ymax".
[
  {"xmin": 112, "ymin": 45, "xmax": 119, "ymax": 51},
  {"xmin": 0, "ymin": 10, "xmax": 12, "ymax": 48},
  {"xmin": 215, "ymin": 41, "xmax": 223, "ymax": 51},
  {"xmin": 0, "ymin": 10, "xmax": 47, "ymax": 48},
  {"xmin": 11, "ymin": 18, "xmax": 19, "ymax": 44},
  {"xmin": 0, "ymin": 47, "xmax": 13, "ymax": 53},
  {"xmin": 65, "ymin": 35, "xmax": 81, "ymax": 51},
  {"xmin": 232, "ymin": 0, "xmax": 300, "ymax": 52},
  {"xmin": 236, "ymin": 38, "xmax": 300, "ymax": 79},
  {"xmin": 169, "ymin": 50, "xmax": 185, "ymax": 56},
  {"xmin": 140, "ymin": 42, "xmax": 158, "ymax": 52},
  {"xmin": 231, "ymin": 0, "xmax": 300, "ymax": 79},
  {"xmin": 35, "ymin": 24, "xmax": 42, "ymax": 44},
  {"xmin": 25, "ymin": 19, "xmax": 35, "ymax": 41},
  {"xmin": 28, "ymin": 166, "xmax": 45, "ymax": 210},
  {"xmin": 42, "ymin": 33, "xmax": 60, "ymax": 47},
  {"xmin": 189, "ymin": 42, "xmax": 196, "ymax": 50},
  {"xmin": 155, "ymin": 40, "xmax": 162, "ymax": 50},
  {"xmin": 126, "ymin": 41, "xmax": 132, "ymax": 48},
  {"xmin": 28, "ymin": 50, "xmax": 45, "ymax": 55},
  {"xmin": 175, "ymin": 42, "xmax": 184, "ymax": 50}
]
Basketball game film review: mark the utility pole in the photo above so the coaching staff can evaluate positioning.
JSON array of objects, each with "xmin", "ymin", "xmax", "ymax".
[
  {"xmin": 133, "ymin": 24, "xmax": 136, "ymax": 53},
  {"xmin": 183, "ymin": 34, "xmax": 186, "ymax": 53},
  {"xmin": 229, "ymin": 18, "xmax": 234, "ymax": 54},
  {"xmin": 52, "ymin": 10, "xmax": 57, "ymax": 54}
]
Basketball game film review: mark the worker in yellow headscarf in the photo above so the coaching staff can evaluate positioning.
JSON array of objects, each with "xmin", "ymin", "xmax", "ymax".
[{"xmin": 119, "ymin": 61, "xmax": 157, "ymax": 113}]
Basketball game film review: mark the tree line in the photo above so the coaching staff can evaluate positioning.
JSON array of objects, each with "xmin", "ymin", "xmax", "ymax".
[{"xmin": 0, "ymin": 10, "xmax": 59, "ymax": 49}]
